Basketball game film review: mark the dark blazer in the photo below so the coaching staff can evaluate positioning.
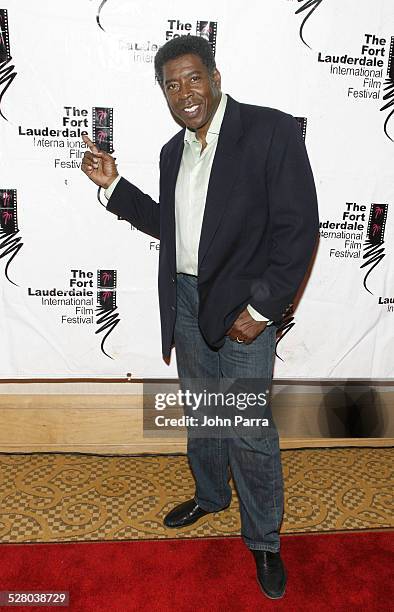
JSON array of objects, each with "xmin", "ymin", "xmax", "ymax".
[{"xmin": 107, "ymin": 95, "xmax": 319, "ymax": 358}]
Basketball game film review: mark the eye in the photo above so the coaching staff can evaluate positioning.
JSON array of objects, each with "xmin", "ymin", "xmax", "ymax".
[
  {"xmin": 191, "ymin": 75, "xmax": 200, "ymax": 82},
  {"xmin": 166, "ymin": 83, "xmax": 179, "ymax": 93}
]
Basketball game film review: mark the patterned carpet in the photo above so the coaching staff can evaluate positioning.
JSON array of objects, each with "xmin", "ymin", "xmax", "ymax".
[{"xmin": 0, "ymin": 448, "xmax": 392, "ymax": 543}]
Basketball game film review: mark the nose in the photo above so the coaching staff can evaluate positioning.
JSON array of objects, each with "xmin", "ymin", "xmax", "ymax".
[{"xmin": 178, "ymin": 81, "xmax": 192, "ymax": 99}]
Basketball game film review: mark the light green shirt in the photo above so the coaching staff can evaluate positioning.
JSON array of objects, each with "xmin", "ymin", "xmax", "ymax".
[
  {"xmin": 175, "ymin": 92, "xmax": 228, "ymax": 276},
  {"xmin": 105, "ymin": 93, "xmax": 268, "ymax": 322}
]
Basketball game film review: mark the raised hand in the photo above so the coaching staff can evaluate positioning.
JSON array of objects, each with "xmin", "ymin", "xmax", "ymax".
[{"xmin": 81, "ymin": 135, "xmax": 119, "ymax": 189}]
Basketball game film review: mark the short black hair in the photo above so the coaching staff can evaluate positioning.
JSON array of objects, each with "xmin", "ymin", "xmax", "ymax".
[{"xmin": 154, "ymin": 35, "xmax": 216, "ymax": 85}]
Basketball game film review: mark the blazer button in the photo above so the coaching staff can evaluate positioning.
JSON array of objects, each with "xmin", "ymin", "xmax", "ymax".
[{"xmin": 171, "ymin": 305, "xmax": 175, "ymax": 311}]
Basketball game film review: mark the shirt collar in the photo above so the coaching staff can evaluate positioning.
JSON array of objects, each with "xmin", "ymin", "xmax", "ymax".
[{"xmin": 184, "ymin": 93, "xmax": 228, "ymax": 145}]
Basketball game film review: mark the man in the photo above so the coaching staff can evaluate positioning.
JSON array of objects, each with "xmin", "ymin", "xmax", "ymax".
[{"xmin": 82, "ymin": 35, "xmax": 319, "ymax": 600}]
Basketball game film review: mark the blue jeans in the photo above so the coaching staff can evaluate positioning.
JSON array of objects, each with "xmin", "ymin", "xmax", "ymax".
[{"xmin": 174, "ymin": 273, "xmax": 284, "ymax": 552}]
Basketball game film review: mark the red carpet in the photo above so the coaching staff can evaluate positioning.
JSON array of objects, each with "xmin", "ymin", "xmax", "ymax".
[{"xmin": 0, "ymin": 532, "xmax": 392, "ymax": 611}]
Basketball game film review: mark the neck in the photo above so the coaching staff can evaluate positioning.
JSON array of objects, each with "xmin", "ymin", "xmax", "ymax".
[{"xmin": 195, "ymin": 94, "xmax": 222, "ymax": 145}]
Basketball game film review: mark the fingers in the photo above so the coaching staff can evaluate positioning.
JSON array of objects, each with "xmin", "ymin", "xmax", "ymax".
[
  {"xmin": 83, "ymin": 151, "xmax": 99, "ymax": 163},
  {"xmin": 81, "ymin": 160, "xmax": 94, "ymax": 175},
  {"xmin": 83, "ymin": 152, "xmax": 97, "ymax": 163},
  {"xmin": 226, "ymin": 318, "xmax": 266, "ymax": 343},
  {"xmin": 82, "ymin": 134, "xmax": 100, "ymax": 154},
  {"xmin": 82, "ymin": 150, "xmax": 105, "ymax": 172}
]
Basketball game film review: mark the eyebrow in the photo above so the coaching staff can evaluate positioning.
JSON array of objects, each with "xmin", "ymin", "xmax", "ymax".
[{"xmin": 164, "ymin": 70, "xmax": 203, "ymax": 85}]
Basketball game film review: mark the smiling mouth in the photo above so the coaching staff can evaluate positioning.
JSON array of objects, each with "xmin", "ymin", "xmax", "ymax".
[{"xmin": 182, "ymin": 104, "xmax": 201, "ymax": 118}]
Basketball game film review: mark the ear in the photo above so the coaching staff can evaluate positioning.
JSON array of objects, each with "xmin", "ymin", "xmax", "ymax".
[{"xmin": 212, "ymin": 68, "xmax": 221, "ymax": 91}]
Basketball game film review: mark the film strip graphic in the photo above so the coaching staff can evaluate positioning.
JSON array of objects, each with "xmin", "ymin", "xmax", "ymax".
[
  {"xmin": 361, "ymin": 203, "xmax": 388, "ymax": 295},
  {"xmin": 0, "ymin": 188, "xmax": 23, "ymax": 285},
  {"xmin": 196, "ymin": 21, "xmax": 217, "ymax": 56},
  {"xmin": 96, "ymin": 269, "xmax": 120, "ymax": 358},
  {"xmin": 0, "ymin": 188, "xmax": 17, "ymax": 234},
  {"xmin": 366, "ymin": 203, "xmax": 388, "ymax": 245},
  {"xmin": 381, "ymin": 36, "xmax": 394, "ymax": 140},
  {"xmin": 387, "ymin": 36, "xmax": 394, "ymax": 82},
  {"xmin": 0, "ymin": 9, "xmax": 10, "ymax": 61},
  {"xmin": 92, "ymin": 107, "xmax": 113, "ymax": 153},
  {"xmin": 295, "ymin": 117, "xmax": 307, "ymax": 140},
  {"xmin": 0, "ymin": 9, "xmax": 17, "ymax": 121},
  {"xmin": 97, "ymin": 269, "xmax": 117, "ymax": 310}
]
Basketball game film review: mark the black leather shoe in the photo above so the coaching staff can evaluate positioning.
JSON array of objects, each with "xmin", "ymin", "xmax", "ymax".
[
  {"xmin": 251, "ymin": 550, "xmax": 287, "ymax": 599},
  {"xmin": 163, "ymin": 499, "xmax": 211, "ymax": 528}
]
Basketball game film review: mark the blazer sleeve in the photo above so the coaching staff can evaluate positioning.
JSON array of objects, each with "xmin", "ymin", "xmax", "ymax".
[
  {"xmin": 106, "ymin": 169, "xmax": 161, "ymax": 240},
  {"xmin": 248, "ymin": 114, "xmax": 319, "ymax": 322}
]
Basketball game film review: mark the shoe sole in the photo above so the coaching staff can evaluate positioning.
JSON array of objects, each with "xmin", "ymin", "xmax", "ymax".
[{"xmin": 163, "ymin": 519, "xmax": 206, "ymax": 528}]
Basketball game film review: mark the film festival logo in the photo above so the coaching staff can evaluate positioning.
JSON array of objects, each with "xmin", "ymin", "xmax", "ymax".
[
  {"xmin": 294, "ymin": 0, "xmax": 324, "ymax": 49},
  {"xmin": 275, "ymin": 116, "xmax": 307, "ymax": 359},
  {"xmin": 380, "ymin": 37, "xmax": 394, "ymax": 140},
  {"xmin": 165, "ymin": 20, "xmax": 217, "ymax": 56},
  {"xmin": 0, "ymin": 189, "xmax": 23, "ymax": 286},
  {"xmin": 0, "ymin": 8, "xmax": 17, "ymax": 121},
  {"xmin": 96, "ymin": 269, "xmax": 121, "ymax": 359},
  {"xmin": 360, "ymin": 204, "xmax": 388, "ymax": 295}
]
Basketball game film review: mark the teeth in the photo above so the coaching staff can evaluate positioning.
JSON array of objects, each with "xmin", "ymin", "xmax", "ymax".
[{"xmin": 184, "ymin": 105, "xmax": 199, "ymax": 113}]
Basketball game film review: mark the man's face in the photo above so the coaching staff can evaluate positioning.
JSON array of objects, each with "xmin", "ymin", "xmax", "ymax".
[{"xmin": 161, "ymin": 53, "xmax": 221, "ymax": 133}]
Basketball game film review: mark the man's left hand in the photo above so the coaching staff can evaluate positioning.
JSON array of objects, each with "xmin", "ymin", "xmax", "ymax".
[{"xmin": 226, "ymin": 308, "xmax": 267, "ymax": 344}]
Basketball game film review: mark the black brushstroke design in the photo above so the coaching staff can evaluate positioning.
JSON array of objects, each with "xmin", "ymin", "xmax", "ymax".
[
  {"xmin": 381, "ymin": 83, "xmax": 394, "ymax": 141},
  {"xmin": 96, "ymin": 0, "xmax": 108, "ymax": 32},
  {"xmin": 275, "ymin": 313, "xmax": 295, "ymax": 361},
  {"xmin": 360, "ymin": 241, "xmax": 386, "ymax": 295},
  {"xmin": 0, "ymin": 58, "xmax": 16, "ymax": 121},
  {"xmin": 360, "ymin": 204, "xmax": 388, "ymax": 295},
  {"xmin": 0, "ymin": 228, "xmax": 23, "ymax": 286},
  {"xmin": 95, "ymin": 303, "xmax": 120, "ymax": 359},
  {"xmin": 97, "ymin": 185, "xmax": 106, "ymax": 207},
  {"xmin": 380, "ymin": 37, "xmax": 394, "ymax": 141},
  {"xmin": 295, "ymin": 0, "xmax": 324, "ymax": 49}
]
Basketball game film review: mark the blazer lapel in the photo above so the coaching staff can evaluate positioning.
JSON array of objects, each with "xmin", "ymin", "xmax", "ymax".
[
  {"xmin": 161, "ymin": 131, "xmax": 184, "ymax": 271},
  {"xmin": 197, "ymin": 96, "xmax": 244, "ymax": 272}
]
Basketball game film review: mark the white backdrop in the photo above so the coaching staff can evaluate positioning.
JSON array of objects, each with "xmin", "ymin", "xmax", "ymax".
[{"xmin": 1, "ymin": 0, "xmax": 394, "ymax": 378}]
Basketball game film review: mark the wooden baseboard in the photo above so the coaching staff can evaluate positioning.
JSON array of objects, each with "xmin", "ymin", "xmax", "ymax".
[{"xmin": 0, "ymin": 393, "xmax": 393, "ymax": 453}]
